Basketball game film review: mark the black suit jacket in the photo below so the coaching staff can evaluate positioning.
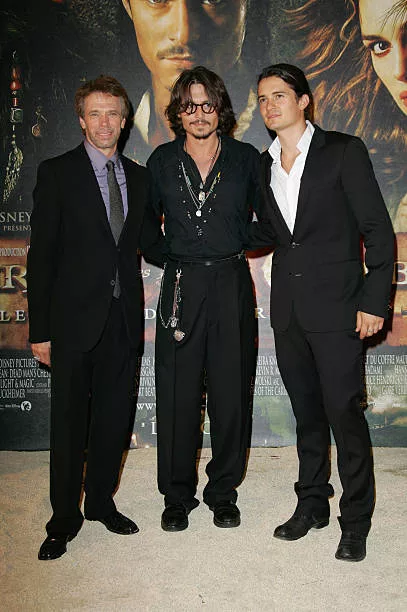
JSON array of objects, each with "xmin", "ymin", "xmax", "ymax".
[
  {"xmin": 27, "ymin": 143, "xmax": 149, "ymax": 351},
  {"xmin": 255, "ymin": 126, "xmax": 394, "ymax": 332}
]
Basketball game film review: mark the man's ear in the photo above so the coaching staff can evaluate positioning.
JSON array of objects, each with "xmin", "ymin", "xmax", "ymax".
[
  {"xmin": 122, "ymin": 0, "xmax": 132, "ymax": 19},
  {"xmin": 299, "ymin": 94, "xmax": 310, "ymax": 111}
]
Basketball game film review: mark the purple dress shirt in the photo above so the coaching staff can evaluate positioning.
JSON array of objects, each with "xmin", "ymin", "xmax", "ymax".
[{"xmin": 84, "ymin": 139, "xmax": 128, "ymax": 220}]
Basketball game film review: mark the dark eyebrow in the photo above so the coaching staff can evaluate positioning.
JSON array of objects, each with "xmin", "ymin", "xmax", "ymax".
[
  {"xmin": 258, "ymin": 90, "xmax": 286, "ymax": 95},
  {"xmin": 361, "ymin": 34, "xmax": 386, "ymax": 40}
]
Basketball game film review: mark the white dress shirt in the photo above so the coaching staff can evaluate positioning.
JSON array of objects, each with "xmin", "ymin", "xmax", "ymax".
[{"xmin": 268, "ymin": 120, "xmax": 315, "ymax": 234}]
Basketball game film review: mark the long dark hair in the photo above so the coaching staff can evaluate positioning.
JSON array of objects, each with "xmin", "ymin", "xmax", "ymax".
[
  {"xmin": 165, "ymin": 66, "xmax": 236, "ymax": 137},
  {"xmin": 288, "ymin": 0, "xmax": 407, "ymax": 150}
]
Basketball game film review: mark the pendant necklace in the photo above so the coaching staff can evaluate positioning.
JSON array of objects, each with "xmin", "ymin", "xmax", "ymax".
[{"xmin": 182, "ymin": 138, "xmax": 221, "ymax": 216}]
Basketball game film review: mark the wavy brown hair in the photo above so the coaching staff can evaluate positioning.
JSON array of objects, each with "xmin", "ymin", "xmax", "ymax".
[
  {"xmin": 74, "ymin": 74, "xmax": 131, "ymax": 119},
  {"xmin": 165, "ymin": 66, "xmax": 236, "ymax": 137},
  {"xmin": 289, "ymin": 0, "xmax": 407, "ymax": 151}
]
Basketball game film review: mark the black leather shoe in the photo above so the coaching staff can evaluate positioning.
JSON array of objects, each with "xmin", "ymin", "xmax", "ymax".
[
  {"xmin": 273, "ymin": 514, "xmax": 329, "ymax": 540},
  {"xmin": 38, "ymin": 534, "xmax": 74, "ymax": 560},
  {"xmin": 161, "ymin": 504, "xmax": 189, "ymax": 532},
  {"xmin": 210, "ymin": 502, "xmax": 241, "ymax": 528},
  {"xmin": 96, "ymin": 510, "xmax": 139, "ymax": 535},
  {"xmin": 335, "ymin": 531, "xmax": 366, "ymax": 562}
]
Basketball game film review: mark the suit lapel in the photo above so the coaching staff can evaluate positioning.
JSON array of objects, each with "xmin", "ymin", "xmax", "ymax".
[
  {"xmin": 74, "ymin": 144, "xmax": 114, "ymax": 240},
  {"xmin": 292, "ymin": 126, "xmax": 326, "ymax": 236},
  {"xmin": 261, "ymin": 151, "xmax": 292, "ymax": 240},
  {"xmin": 74, "ymin": 145, "xmax": 143, "ymax": 246},
  {"xmin": 120, "ymin": 155, "xmax": 143, "ymax": 245}
]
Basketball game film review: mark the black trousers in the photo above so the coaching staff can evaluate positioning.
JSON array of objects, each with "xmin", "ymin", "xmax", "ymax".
[
  {"xmin": 274, "ymin": 313, "xmax": 374, "ymax": 536},
  {"xmin": 155, "ymin": 256, "xmax": 256, "ymax": 509},
  {"xmin": 46, "ymin": 298, "xmax": 136, "ymax": 536}
]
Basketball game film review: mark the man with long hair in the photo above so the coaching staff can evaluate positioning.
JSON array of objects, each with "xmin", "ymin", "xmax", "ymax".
[
  {"xmin": 143, "ymin": 65, "xmax": 259, "ymax": 531},
  {"xmin": 256, "ymin": 63, "xmax": 394, "ymax": 561},
  {"xmin": 117, "ymin": 0, "xmax": 269, "ymax": 162}
]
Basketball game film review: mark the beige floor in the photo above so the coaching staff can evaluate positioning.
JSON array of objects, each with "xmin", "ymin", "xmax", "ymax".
[{"xmin": 1, "ymin": 446, "xmax": 406, "ymax": 612}]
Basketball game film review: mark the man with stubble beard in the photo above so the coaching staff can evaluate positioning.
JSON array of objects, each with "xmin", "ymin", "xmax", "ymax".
[
  {"xmin": 142, "ymin": 66, "xmax": 260, "ymax": 532},
  {"xmin": 121, "ymin": 0, "xmax": 261, "ymax": 162}
]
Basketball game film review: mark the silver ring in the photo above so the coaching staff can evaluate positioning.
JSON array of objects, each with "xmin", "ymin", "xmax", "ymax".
[
  {"xmin": 33, "ymin": 356, "xmax": 40, "ymax": 361},
  {"xmin": 367, "ymin": 329, "xmax": 373, "ymax": 333}
]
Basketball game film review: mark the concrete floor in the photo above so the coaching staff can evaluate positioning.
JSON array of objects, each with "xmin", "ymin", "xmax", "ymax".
[{"xmin": 1, "ymin": 446, "xmax": 406, "ymax": 611}]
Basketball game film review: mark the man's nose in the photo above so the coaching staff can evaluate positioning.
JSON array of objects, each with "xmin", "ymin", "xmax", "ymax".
[
  {"xmin": 267, "ymin": 98, "xmax": 277, "ymax": 111},
  {"xmin": 169, "ymin": 0, "xmax": 200, "ymax": 46},
  {"xmin": 194, "ymin": 105, "xmax": 205, "ymax": 119}
]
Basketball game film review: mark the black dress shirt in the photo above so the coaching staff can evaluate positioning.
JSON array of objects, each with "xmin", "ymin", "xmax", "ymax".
[{"xmin": 145, "ymin": 135, "xmax": 261, "ymax": 262}]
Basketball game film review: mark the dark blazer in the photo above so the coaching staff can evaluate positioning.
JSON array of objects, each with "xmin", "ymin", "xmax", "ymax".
[
  {"xmin": 27, "ymin": 143, "xmax": 149, "ymax": 351},
  {"xmin": 257, "ymin": 126, "xmax": 395, "ymax": 332}
]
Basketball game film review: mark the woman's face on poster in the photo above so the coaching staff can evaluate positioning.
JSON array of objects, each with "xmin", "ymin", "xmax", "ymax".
[{"xmin": 359, "ymin": 0, "xmax": 407, "ymax": 115}]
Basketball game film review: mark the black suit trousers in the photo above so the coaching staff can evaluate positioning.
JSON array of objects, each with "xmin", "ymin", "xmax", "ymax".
[
  {"xmin": 274, "ymin": 313, "xmax": 374, "ymax": 536},
  {"xmin": 155, "ymin": 256, "xmax": 256, "ymax": 509},
  {"xmin": 46, "ymin": 298, "xmax": 136, "ymax": 536}
]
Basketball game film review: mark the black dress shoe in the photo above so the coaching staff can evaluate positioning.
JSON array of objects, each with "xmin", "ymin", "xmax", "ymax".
[
  {"xmin": 210, "ymin": 502, "xmax": 241, "ymax": 528},
  {"xmin": 273, "ymin": 514, "xmax": 329, "ymax": 540},
  {"xmin": 96, "ymin": 510, "xmax": 139, "ymax": 535},
  {"xmin": 38, "ymin": 534, "xmax": 74, "ymax": 560},
  {"xmin": 335, "ymin": 531, "xmax": 366, "ymax": 562},
  {"xmin": 161, "ymin": 504, "xmax": 189, "ymax": 532}
]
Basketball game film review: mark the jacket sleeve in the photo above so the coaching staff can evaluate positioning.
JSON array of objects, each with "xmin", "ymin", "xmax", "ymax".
[
  {"xmin": 26, "ymin": 160, "xmax": 62, "ymax": 343},
  {"xmin": 341, "ymin": 137, "xmax": 395, "ymax": 318},
  {"xmin": 245, "ymin": 149, "xmax": 276, "ymax": 250},
  {"xmin": 139, "ymin": 155, "xmax": 167, "ymax": 268}
]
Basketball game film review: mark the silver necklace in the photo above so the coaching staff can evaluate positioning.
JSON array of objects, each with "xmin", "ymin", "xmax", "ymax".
[
  {"xmin": 184, "ymin": 138, "xmax": 220, "ymax": 204},
  {"xmin": 181, "ymin": 162, "xmax": 221, "ymax": 216}
]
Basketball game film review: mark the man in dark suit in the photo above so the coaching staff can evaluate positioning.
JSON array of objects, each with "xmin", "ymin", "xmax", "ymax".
[
  {"xmin": 254, "ymin": 64, "xmax": 394, "ymax": 561},
  {"xmin": 27, "ymin": 75, "xmax": 149, "ymax": 560}
]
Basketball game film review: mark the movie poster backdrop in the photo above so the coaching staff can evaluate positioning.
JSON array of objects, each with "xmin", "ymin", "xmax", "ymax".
[{"xmin": 1, "ymin": 0, "xmax": 406, "ymax": 449}]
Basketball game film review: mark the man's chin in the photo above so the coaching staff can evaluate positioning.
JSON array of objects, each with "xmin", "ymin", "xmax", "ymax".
[
  {"xmin": 194, "ymin": 133, "xmax": 212, "ymax": 140},
  {"xmin": 187, "ymin": 125, "xmax": 217, "ymax": 139}
]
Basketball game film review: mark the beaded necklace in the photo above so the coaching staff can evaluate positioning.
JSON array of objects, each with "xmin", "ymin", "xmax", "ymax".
[
  {"xmin": 181, "ymin": 162, "xmax": 221, "ymax": 217},
  {"xmin": 181, "ymin": 137, "xmax": 222, "ymax": 216}
]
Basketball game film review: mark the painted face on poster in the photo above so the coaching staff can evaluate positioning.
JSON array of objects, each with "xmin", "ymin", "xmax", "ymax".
[{"xmin": 122, "ymin": 0, "xmax": 247, "ymax": 92}]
